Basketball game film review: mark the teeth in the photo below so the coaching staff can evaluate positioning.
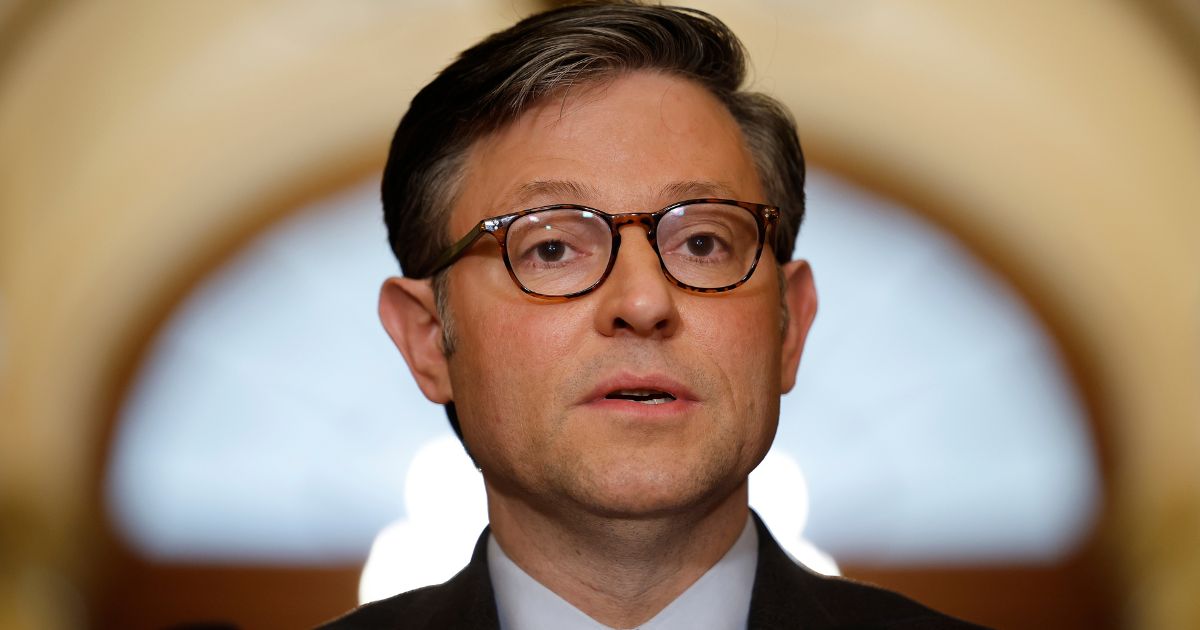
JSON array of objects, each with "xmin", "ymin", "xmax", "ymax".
[{"xmin": 606, "ymin": 389, "xmax": 677, "ymax": 403}]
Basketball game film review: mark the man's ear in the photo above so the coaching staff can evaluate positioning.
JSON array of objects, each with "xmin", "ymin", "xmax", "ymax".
[
  {"xmin": 378, "ymin": 276, "xmax": 453, "ymax": 404},
  {"xmin": 779, "ymin": 260, "xmax": 817, "ymax": 394}
]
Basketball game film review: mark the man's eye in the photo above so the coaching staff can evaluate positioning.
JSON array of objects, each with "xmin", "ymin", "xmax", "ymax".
[
  {"xmin": 536, "ymin": 240, "xmax": 567, "ymax": 262},
  {"xmin": 519, "ymin": 238, "xmax": 582, "ymax": 267},
  {"xmin": 672, "ymin": 231, "xmax": 729, "ymax": 261},
  {"xmin": 686, "ymin": 234, "xmax": 716, "ymax": 257}
]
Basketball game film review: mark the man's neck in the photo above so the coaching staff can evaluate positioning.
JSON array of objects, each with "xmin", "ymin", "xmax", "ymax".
[{"xmin": 484, "ymin": 483, "xmax": 751, "ymax": 628}]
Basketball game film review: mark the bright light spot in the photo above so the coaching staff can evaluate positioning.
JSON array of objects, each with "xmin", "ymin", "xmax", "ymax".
[
  {"xmin": 750, "ymin": 449, "xmax": 840, "ymax": 576},
  {"xmin": 359, "ymin": 436, "xmax": 487, "ymax": 604},
  {"xmin": 581, "ymin": 211, "xmax": 595, "ymax": 219},
  {"xmin": 527, "ymin": 215, "xmax": 540, "ymax": 223}
]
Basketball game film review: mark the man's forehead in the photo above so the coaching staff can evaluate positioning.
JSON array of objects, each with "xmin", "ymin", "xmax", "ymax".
[{"xmin": 446, "ymin": 71, "xmax": 765, "ymax": 232}]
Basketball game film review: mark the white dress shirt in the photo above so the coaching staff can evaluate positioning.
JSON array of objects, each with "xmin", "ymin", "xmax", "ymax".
[{"xmin": 488, "ymin": 515, "xmax": 758, "ymax": 630}]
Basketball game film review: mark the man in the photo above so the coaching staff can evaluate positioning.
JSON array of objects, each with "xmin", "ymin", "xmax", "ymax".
[{"xmin": 324, "ymin": 3, "xmax": 986, "ymax": 629}]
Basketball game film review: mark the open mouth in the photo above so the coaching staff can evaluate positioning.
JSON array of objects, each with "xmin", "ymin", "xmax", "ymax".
[{"xmin": 604, "ymin": 389, "xmax": 678, "ymax": 405}]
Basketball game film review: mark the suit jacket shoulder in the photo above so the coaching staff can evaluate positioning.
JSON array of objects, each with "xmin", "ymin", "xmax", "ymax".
[{"xmin": 748, "ymin": 513, "xmax": 990, "ymax": 629}]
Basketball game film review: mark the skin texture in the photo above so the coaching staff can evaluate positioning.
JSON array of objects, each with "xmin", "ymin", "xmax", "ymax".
[{"xmin": 379, "ymin": 71, "xmax": 817, "ymax": 627}]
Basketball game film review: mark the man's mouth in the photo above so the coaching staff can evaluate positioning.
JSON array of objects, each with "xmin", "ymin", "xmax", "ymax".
[{"xmin": 604, "ymin": 389, "xmax": 678, "ymax": 405}]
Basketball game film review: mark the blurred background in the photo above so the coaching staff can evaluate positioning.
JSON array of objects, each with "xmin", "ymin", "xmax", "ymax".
[{"xmin": 1, "ymin": 1, "xmax": 1197, "ymax": 628}]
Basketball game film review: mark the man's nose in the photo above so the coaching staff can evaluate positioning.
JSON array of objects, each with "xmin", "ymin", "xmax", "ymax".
[{"xmin": 592, "ymin": 225, "xmax": 680, "ymax": 338}]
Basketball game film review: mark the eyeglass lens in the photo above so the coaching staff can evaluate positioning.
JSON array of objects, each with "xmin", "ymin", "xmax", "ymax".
[{"xmin": 504, "ymin": 203, "xmax": 761, "ymax": 296}]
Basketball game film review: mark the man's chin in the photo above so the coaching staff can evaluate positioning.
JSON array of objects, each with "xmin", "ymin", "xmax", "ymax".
[{"xmin": 558, "ymin": 466, "xmax": 743, "ymax": 521}]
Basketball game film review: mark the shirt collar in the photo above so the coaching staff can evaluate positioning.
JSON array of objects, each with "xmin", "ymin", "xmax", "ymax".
[{"xmin": 488, "ymin": 514, "xmax": 758, "ymax": 630}]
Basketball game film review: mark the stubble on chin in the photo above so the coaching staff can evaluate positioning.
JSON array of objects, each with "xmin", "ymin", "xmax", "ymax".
[{"xmin": 533, "ymin": 409, "xmax": 756, "ymax": 521}]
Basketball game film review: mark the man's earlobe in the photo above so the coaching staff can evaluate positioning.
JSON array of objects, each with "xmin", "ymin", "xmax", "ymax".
[
  {"xmin": 779, "ymin": 260, "xmax": 817, "ymax": 394},
  {"xmin": 378, "ymin": 277, "xmax": 453, "ymax": 403}
]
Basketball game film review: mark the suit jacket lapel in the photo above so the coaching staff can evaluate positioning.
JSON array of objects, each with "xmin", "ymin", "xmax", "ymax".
[
  {"xmin": 428, "ymin": 527, "xmax": 500, "ymax": 629},
  {"xmin": 747, "ymin": 511, "xmax": 836, "ymax": 630}
]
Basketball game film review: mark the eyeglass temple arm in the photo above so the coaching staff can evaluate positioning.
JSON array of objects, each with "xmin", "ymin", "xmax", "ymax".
[{"xmin": 422, "ymin": 220, "xmax": 498, "ymax": 278}]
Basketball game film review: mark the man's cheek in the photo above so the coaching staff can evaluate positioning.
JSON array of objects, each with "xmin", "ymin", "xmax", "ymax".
[{"xmin": 507, "ymin": 313, "xmax": 585, "ymax": 374}]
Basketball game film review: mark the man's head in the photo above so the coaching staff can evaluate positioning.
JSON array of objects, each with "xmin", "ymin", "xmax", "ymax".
[{"xmin": 379, "ymin": 2, "xmax": 816, "ymax": 520}]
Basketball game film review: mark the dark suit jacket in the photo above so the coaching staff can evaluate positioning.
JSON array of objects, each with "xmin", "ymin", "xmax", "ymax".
[{"xmin": 319, "ymin": 513, "xmax": 990, "ymax": 629}]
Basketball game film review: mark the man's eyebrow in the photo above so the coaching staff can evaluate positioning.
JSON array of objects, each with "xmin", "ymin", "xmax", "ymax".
[
  {"xmin": 658, "ymin": 180, "xmax": 740, "ymax": 200},
  {"xmin": 503, "ymin": 179, "xmax": 740, "ymax": 211},
  {"xmin": 509, "ymin": 180, "xmax": 601, "ymax": 208}
]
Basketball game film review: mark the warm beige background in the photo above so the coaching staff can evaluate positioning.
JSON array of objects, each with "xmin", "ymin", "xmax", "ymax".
[{"xmin": 1, "ymin": 1, "xmax": 1197, "ymax": 628}]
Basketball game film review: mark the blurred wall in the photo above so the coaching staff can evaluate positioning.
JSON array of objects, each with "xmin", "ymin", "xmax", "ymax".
[{"xmin": 0, "ymin": 1, "xmax": 1197, "ymax": 629}]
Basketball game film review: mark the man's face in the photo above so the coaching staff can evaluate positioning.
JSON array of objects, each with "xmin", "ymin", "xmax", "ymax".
[{"xmin": 393, "ymin": 71, "xmax": 814, "ymax": 519}]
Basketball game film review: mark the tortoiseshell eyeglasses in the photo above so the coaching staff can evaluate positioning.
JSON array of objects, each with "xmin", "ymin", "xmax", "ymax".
[{"xmin": 426, "ymin": 198, "xmax": 779, "ymax": 300}]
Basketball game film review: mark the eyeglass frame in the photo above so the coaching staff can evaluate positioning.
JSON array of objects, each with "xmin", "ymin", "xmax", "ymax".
[{"xmin": 423, "ymin": 197, "xmax": 780, "ymax": 301}]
